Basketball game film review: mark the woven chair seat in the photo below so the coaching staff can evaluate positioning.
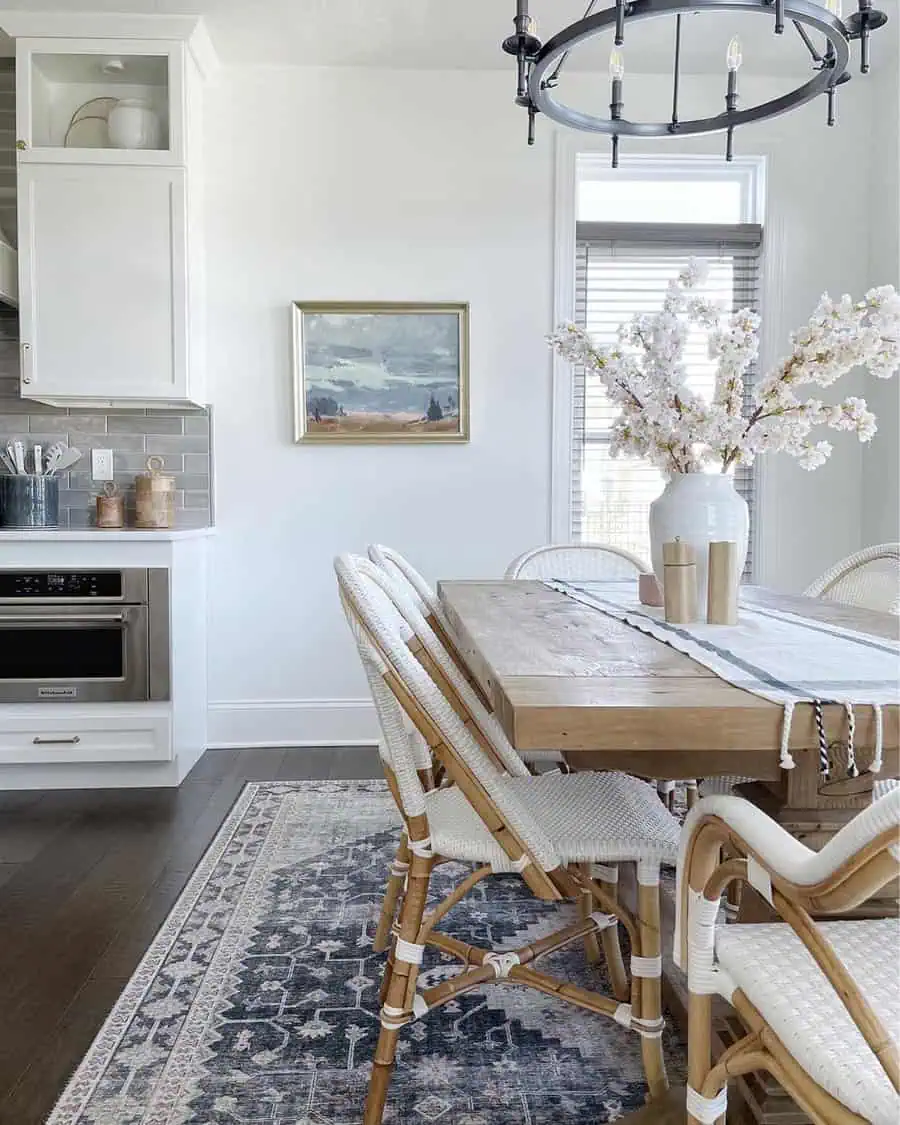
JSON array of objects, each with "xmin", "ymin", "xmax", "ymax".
[
  {"xmin": 425, "ymin": 770, "xmax": 680, "ymax": 870},
  {"xmin": 715, "ymin": 918, "xmax": 900, "ymax": 1125},
  {"xmin": 699, "ymin": 774, "xmax": 753, "ymax": 797}
]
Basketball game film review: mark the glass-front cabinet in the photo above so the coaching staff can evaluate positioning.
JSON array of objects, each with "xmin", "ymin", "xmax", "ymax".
[
  {"xmin": 15, "ymin": 38, "xmax": 185, "ymax": 164},
  {"xmin": 10, "ymin": 27, "xmax": 204, "ymax": 406}
]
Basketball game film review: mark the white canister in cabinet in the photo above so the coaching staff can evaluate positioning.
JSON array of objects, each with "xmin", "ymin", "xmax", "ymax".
[{"xmin": 108, "ymin": 99, "xmax": 162, "ymax": 150}]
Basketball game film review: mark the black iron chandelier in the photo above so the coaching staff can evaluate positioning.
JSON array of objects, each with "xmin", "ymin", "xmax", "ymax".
[{"xmin": 502, "ymin": 0, "xmax": 888, "ymax": 164}]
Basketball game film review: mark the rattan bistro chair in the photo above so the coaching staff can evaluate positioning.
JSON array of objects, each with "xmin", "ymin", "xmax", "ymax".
[
  {"xmin": 336, "ymin": 553, "xmax": 682, "ymax": 1125},
  {"xmin": 803, "ymin": 542, "xmax": 900, "ymax": 615},
  {"xmin": 676, "ymin": 789, "xmax": 900, "ymax": 1125},
  {"xmin": 505, "ymin": 542, "xmax": 651, "ymax": 581},
  {"xmin": 367, "ymin": 542, "xmax": 636, "ymax": 971}
]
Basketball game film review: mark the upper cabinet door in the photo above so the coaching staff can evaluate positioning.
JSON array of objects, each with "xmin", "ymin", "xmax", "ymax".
[
  {"xmin": 16, "ymin": 37, "xmax": 185, "ymax": 165},
  {"xmin": 18, "ymin": 163, "xmax": 191, "ymax": 404}
]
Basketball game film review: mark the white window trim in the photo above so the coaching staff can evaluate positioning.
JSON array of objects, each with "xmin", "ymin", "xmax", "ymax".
[{"xmin": 551, "ymin": 137, "xmax": 776, "ymax": 579}]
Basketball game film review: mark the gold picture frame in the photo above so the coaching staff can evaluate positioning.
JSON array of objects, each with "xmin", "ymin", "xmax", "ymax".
[{"xmin": 292, "ymin": 301, "xmax": 470, "ymax": 444}]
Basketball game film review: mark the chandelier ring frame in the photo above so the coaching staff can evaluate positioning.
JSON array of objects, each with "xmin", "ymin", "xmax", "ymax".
[{"xmin": 528, "ymin": 0, "xmax": 851, "ymax": 137}]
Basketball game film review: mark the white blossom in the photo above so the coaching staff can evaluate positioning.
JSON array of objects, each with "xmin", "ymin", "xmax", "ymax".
[{"xmin": 547, "ymin": 259, "xmax": 899, "ymax": 475}]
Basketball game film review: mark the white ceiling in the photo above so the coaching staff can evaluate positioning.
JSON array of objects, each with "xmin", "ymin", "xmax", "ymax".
[{"xmin": 0, "ymin": 0, "xmax": 893, "ymax": 74}]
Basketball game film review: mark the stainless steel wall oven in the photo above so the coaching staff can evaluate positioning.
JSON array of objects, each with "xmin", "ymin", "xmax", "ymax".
[{"xmin": 0, "ymin": 569, "xmax": 170, "ymax": 702}]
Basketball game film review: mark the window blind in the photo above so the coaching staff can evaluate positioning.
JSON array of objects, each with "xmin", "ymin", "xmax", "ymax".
[{"xmin": 572, "ymin": 221, "xmax": 763, "ymax": 575}]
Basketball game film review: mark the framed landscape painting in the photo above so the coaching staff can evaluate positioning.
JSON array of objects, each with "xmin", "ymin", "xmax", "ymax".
[{"xmin": 292, "ymin": 302, "xmax": 470, "ymax": 443}]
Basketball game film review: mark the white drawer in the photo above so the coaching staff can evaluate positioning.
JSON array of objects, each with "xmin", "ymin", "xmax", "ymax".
[{"xmin": 0, "ymin": 710, "xmax": 172, "ymax": 765}]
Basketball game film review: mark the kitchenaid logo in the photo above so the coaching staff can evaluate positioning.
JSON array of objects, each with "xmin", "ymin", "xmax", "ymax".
[{"xmin": 38, "ymin": 687, "xmax": 77, "ymax": 699}]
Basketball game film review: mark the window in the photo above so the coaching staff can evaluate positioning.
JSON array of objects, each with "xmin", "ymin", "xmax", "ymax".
[{"xmin": 563, "ymin": 155, "xmax": 765, "ymax": 572}]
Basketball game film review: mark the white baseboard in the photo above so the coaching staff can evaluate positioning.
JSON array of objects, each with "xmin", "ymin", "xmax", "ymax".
[{"xmin": 206, "ymin": 699, "xmax": 379, "ymax": 750}]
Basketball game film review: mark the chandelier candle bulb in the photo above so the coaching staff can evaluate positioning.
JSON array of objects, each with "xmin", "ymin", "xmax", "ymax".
[
  {"xmin": 663, "ymin": 538, "xmax": 699, "ymax": 624},
  {"xmin": 725, "ymin": 37, "xmax": 740, "ymax": 108},
  {"xmin": 707, "ymin": 541, "xmax": 739, "ymax": 625},
  {"xmin": 724, "ymin": 36, "xmax": 740, "ymax": 160},
  {"xmin": 609, "ymin": 48, "xmax": 624, "ymax": 167}
]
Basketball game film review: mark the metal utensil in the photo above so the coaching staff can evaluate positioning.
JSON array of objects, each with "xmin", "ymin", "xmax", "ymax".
[
  {"xmin": 6, "ymin": 442, "xmax": 19, "ymax": 473},
  {"xmin": 0, "ymin": 450, "xmax": 15, "ymax": 474},
  {"xmin": 43, "ymin": 442, "xmax": 66, "ymax": 476},
  {"xmin": 49, "ymin": 446, "xmax": 82, "ymax": 476},
  {"xmin": 32, "ymin": 444, "xmax": 42, "ymax": 476},
  {"xmin": 12, "ymin": 440, "xmax": 26, "ymax": 475}
]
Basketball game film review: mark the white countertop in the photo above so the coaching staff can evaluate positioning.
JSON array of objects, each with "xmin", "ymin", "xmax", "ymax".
[{"xmin": 0, "ymin": 527, "xmax": 214, "ymax": 542}]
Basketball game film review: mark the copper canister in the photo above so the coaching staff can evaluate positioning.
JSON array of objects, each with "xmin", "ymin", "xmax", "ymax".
[
  {"xmin": 96, "ymin": 481, "xmax": 125, "ymax": 529},
  {"xmin": 135, "ymin": 456, "xmax": 175, "ymax": 529}
]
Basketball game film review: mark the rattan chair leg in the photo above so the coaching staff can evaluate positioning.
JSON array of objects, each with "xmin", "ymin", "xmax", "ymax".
[
  {"xmin": 579, "ymin": 863, "xmax": 603, "ymax": 964},
  {"xmin": 637, "ymin": 875, "xmax": 669, "ymax": 1099},
  {"xmin": 364, "ymin": 851, "xmax": 432, "ymax": 1125},
  {"xmin": 718, "ymin": 844, "xmax": 742, "ymax": 921},
  {"xmin": 374, "ymin": 838, "xmax": 410, "ymax": 953},
  {"xmin": 595, "ymin": 869, "xmax": 629, "ymax": 1002},
  {"xmin": 379, "ymin": 932, "xmax": 398, "ymax": 1006},
  {"xmin": 686, "ymin": 829, "xmax": 721, "ymax": 1125},
  {"xmin": 724, "ymin": 877, "xmax": 742, "ymax": 921},
  {"xmin": 687, "ymin": 990, "xmax": 714, "ymax": 1125},
  {"xmin": 686, "ymin": 781, "xmax": 699, "ymax": 810}
]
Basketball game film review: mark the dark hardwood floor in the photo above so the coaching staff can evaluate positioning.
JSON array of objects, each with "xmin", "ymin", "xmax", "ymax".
[{"xmin": 0, "ymin": 747, "xmax": 382, "ymax": 1125}]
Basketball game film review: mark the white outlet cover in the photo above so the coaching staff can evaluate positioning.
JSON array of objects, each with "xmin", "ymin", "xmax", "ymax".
[{"xmin": 91, "ymin": 448, "xmax": 114, "ymax": 481}]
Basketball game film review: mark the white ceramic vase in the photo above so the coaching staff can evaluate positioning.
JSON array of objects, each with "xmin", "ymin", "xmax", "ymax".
[
  {"xmin": 108, "ymin": 99, "xmax": 162, "ymax": 150},
  {"xmin": 649, "ymin": 473, "xmax": 748, "ymax": 615}
]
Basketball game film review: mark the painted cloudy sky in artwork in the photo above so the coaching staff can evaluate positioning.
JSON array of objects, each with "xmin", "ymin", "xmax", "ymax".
[{"xmin": 303, "ymin": 312, "xmax": 461, "ymax": 416}]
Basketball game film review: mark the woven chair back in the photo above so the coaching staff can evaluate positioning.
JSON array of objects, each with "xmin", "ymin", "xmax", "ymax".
[
  {"xmin": 367, "ymin": 544, "xmax": 439, "ymax": 618},
  {"xmin": 805, "ymin": 543, "xmax": 900, "ymax": 616},
  {"xmin": 506, "ymin": 543, "xmax": 650, "ymax": 581},
  {"xmin": 361, "ymin": 554, "xmax": 529, "ymax": 780},
  {"xmin": 336, "ymin": 553, "xmax": 562, "ymax": 886}
]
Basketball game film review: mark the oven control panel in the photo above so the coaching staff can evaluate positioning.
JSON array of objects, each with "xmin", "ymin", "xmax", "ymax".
[{"xmin": 0, "ymin": 571, "xmax": 124, "ymax": 599}]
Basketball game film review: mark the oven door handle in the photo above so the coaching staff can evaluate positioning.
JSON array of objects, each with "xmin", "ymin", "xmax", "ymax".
[{"xmin": 0, "ymin": 613, "xmax": 128, "ymax": 625}]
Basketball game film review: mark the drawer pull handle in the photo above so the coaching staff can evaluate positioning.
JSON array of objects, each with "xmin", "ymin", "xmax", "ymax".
[
  {"xmin": 0, "ymin": 614, "xmax": 126, "ymax": 625},
  {"xmin": 33, "ymin": 735, "xmax": 81, "ymax": 746}
]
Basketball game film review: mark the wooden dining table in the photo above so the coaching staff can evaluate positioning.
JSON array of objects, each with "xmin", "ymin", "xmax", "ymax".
[
  {"xmin": 437, "ymin": 578, "xmax": 899, "ymax": 1125},
  {"xmin": 437, "ymin": 580, "xmax": 899, "ymax": 845}
]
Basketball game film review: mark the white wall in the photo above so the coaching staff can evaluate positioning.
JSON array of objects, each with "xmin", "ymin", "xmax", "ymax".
[{"xmin": 203, "ymin": 65, "xmax": 887, "ymax": 746}]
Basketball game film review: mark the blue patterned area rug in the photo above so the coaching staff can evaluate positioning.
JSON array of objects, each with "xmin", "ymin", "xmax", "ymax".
[{"xmin": 48, "ymin": 780, "xmax": 685, "ymax": 1125}]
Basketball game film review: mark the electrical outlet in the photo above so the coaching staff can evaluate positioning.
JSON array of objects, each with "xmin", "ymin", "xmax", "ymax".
[{"xmin": 91, "ymin": 449, "xmax": 114, "ymax": 482}]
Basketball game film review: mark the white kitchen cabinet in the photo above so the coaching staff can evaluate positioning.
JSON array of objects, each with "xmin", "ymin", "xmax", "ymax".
[
  {"xmin": 2, "ymin": 18, "xmax": 212, "ymax": 408},
  {"xmin": 15, "ymin": 37, "xmax": 186, "ymax": 165},
  {"xmin": 0, "ymin": 707, "xmax": 172, "ymax": 765},
  {"xmin": 17, "ymin": 162, "xmax": 201, "ymax": 406}
]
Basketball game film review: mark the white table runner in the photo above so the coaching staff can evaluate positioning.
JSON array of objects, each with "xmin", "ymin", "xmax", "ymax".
[{"xmin": 546, "ymin": 579, "xmax": 900, "ymax": 774}]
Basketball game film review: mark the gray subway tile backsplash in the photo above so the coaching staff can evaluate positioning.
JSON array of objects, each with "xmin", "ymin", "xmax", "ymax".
[
  {"xmin": 0, "ymin": 308, "xmax": 212, "ymax": 528},
  {"xmin": 107, "ymin": 414, "xmax": 186, "ymax": 435},
  {"xmin": 145, "ymin": 434, "xmax": 210, "ymax": 455}
]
